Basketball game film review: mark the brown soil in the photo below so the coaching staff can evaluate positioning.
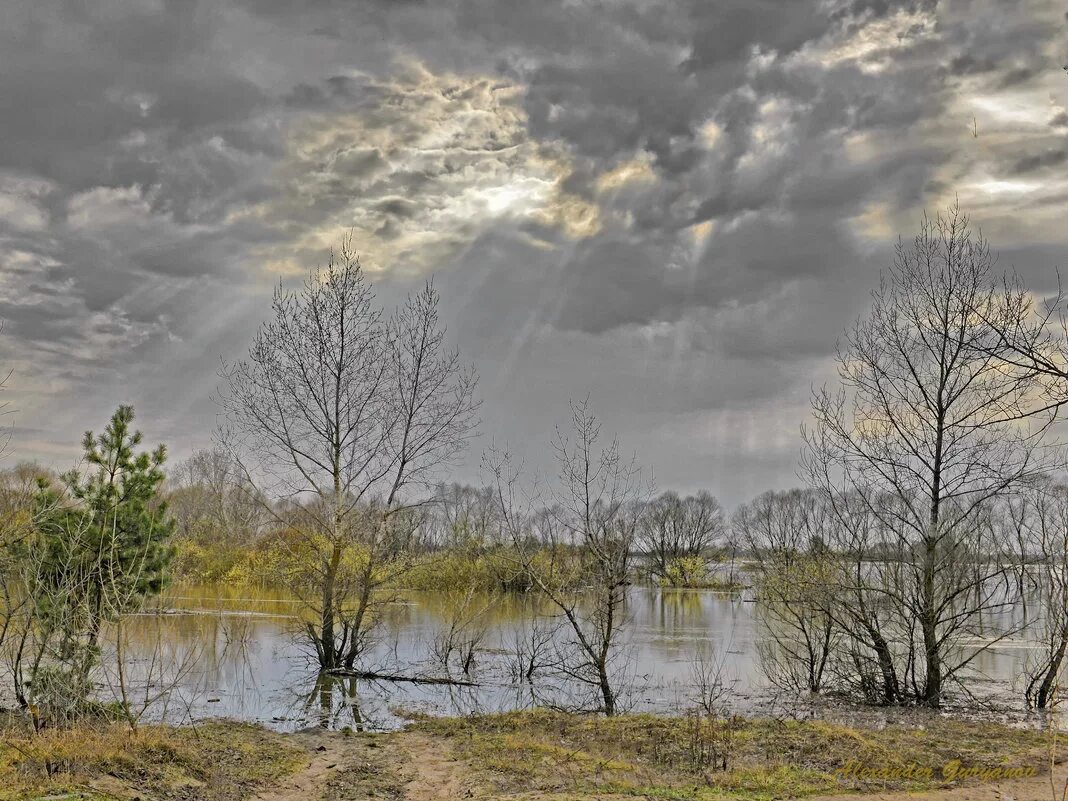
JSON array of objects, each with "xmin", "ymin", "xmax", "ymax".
[
  {"xmin": 249, "ymin": 728, "xmax": 472, "ymax": 801},
  {"xmin": 398, "ymin": 732, "xmax": 473, "ymax": 801},
  {"xmin": 249, "ymin": 730, "xmax": 355, "ymax": 801}
]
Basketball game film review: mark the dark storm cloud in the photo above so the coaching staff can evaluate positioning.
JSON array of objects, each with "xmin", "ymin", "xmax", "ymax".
[
  {"xmin": 1, "ymin": 0, "xmax": 1066, "ymax": 503},
  {"xmin": 547, "ymin": 26, "xmax": 951, "ymax": 346},
  {"xmin": 1012, "ymin": 149, "xmax": 1068, "ymax": 173}
]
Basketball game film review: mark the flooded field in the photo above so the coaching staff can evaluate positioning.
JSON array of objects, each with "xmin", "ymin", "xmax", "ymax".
[{"xmin": 97, "ymin": 583, "xmax": 1045, "ymax": 732}]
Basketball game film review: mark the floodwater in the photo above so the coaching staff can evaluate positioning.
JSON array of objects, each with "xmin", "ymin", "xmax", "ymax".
[{"xmin": 106, "ymin": 583, "xmax": 1042, "ymax": 731}]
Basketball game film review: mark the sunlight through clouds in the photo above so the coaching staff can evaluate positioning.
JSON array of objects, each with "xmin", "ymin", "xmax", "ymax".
[
  {"xmin": 1, "ymin": 0, "xmax": 1067, "ymax": 501},
  {"xmin": 249, "ymin": 63, "xmax": 601, "ymax": 277}
]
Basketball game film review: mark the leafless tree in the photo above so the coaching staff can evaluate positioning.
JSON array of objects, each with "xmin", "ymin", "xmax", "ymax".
[
  {"xmin": 486, "ymin": 398, "xmax": 646, "ymax": 715},
  {"xmin": 507, "ymin": 616, "xmax": 559, "ymax": 683},
  {"xmin": 168, "ymin": 449, "xmax": 267, "ymax": 546},
  {"xmin": 803, "ymin": 205, "xmax": 1057, "ymax": 708},
  {"xmin": 1002, "ymin": 490, "xmax": 1043, "ymax": 623},
  {"xmin": 733, "ymin": 488, "xmax": 837, "ymax": 694},
  {"xmin": 1005, "ymin": 479, "xmax": 1068, "ymax": 709},
  {"xmin": 423, "ymin": 483, "xmax": 500, "ymax": 549},
  {"xmin": 683, "ymin": 642, "xmax": 740, "ymax": 773},
  {"xmin": 98, "ymin": 559, "xmax": 203, "ymax": 731},
  {"xmin": 218, "ymin": 238, "xmax": 479, "ymax": 671},
  {"xmin": 431, "ymin": 586, "xmax": 496, "ymax": 676},
  {"xmin": 638, "ymin": 491, "xmax": 725, "ymax": 585},
  {"xmin": 816, "ymin": 491, "xmax": 911, "ymax": 705}
]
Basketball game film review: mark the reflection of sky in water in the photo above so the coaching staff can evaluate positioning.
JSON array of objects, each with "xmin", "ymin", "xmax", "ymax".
[{"xmin": 101, "ymin": 585, "xmax": 1045, "ymax": 732}]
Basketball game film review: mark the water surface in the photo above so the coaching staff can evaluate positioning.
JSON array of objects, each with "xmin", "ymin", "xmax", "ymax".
[{"xmin": 109, "ymin": 583, "xmax": 1041, "ymax": 731}]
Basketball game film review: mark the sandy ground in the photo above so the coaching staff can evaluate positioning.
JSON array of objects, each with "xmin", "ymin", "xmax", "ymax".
[
  {"xmin": 250, "ymin": 728, "xmax": 473, "ymax": 801},
  {"xmin": 249, "ymin": 731, "xmax": 354, "ymax": 801}
]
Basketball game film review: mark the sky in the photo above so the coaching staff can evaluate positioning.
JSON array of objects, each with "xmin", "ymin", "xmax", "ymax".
[{"xmin": 0, "ymin": 0, "xmax": 1066, "ymax": 507}]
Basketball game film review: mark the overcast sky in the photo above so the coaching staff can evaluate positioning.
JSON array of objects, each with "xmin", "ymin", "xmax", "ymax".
[{"xmin": 1, "ymin": 0, "xmax": 1066, "ymax": 506}]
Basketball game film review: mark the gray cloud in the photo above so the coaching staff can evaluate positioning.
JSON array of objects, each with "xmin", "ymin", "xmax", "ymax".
[
  {"xmin": 1012, "ymin": 149, "xmax": 1068, "ymax": 174},
  {"xmin": 0, "ymin": 0, "xmax": 1066, "ymax": 505}
]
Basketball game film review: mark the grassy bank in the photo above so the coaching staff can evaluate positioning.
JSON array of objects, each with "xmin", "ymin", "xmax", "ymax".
[
  {"xmin": 3, "ymin": 709, "xmax": 1055, "ymax": 800},
  {"xmin": 413, "ymin": 710, "xmax": 1053, "ymax": 800},
  {"xmin": 0, "ymin": 718, "xmax": 305, "ymax": 800}
]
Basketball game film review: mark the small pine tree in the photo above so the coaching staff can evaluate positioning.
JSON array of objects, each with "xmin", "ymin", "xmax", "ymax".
[{"xmin": 31, "ymin": 405, "xmax": 174, "ymax": 699}]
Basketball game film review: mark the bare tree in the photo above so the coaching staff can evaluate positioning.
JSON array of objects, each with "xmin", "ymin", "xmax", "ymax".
[
  {"xmin": 431, "ymin": 586, "xmax": 496, "ymax": 676},
  {"xmin": 638, "ymin": 491, "xmax": 725, "ymax": 586},
  {"xmin": 684, "ymin": 642, "xmax": 740, "ymax": 773},
  {"xmin": 1009, "ymin": 480, "xmax": 1068, "ymax": 709},
  {"xmin": 803, "ymin": 206, "xmax": 1057, "ymax": 708},
  {"xmin": 218, "ymin": 239, "xmax": 478, "ymax": 671},
  {"xmin": 424, "ymin": 483, "xmax": 500, "ymax": 549},
  {"xmin": 168, "ymin": 449, "xmax": 267, "ymax": 545},
  {"xmin": 733, "ymin": 489, "xmax": 836, "ymax": 694},
  {"xmin": 486, "ymin": 398, "xmax": 646, "ymax": 716},
  {"xmin": 818, "ymin": 491, "xmax": 911, "ymax": 705},
  {"xmin": 507, "ymin": 616, "xmax": 559, "ymax": 683}
]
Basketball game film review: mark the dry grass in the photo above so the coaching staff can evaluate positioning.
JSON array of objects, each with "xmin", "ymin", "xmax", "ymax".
[
  {"xmin": 415, "ymin": 710, "xmax": 1054, "ymax": 800},
  {"xmin": 0, "ymin": 716, "xmax": 306, "ymax": 800},
  {"xmin": 0, "ymin": 710, "xmax": 1055, "ymax": 801}
]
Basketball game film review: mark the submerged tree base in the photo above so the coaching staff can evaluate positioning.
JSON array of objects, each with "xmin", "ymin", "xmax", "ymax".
[{"xmin": 324, "ymin": 667, "xmax": 479, "ymax": 686}]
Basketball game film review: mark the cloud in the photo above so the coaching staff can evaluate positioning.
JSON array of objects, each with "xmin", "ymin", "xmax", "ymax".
[
  {"xmin": 1011, "ymin": 149, "xmax": 1068, "ymax": 174},
  {"xmin": 0, "ymin": 0, "xmax": 1066, "ymax": 504},
  {"xmin": 249, "ymin": 62, "xmax": 604, "ymax": 276},
  {"xmin": 0, "ymin": 182, "xmax": 49, "ymax": 233}
]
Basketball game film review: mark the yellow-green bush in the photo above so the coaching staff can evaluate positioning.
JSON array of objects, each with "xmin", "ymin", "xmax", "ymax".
[
  {"xmin": 661, "ymin": 556, "xmax": 743, "ymax": 590},
  {"xmin": 404, "ymin": 548, "xmax": 530, "ymax": 592},
  {"xmin": 172, "ymin": 532, "xmax": 588, "ymax": 596},
  {"xmin": 171, "ymin": 536, "xmax": 250, "ymax": 584}
]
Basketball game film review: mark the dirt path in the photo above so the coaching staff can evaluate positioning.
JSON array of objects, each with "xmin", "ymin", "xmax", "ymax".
[
  {"xmin": 400, "ymin": 731, "xmax": 470, "ymax": 800},
  {"xmin": 250, "ymin": 730, "xmax": 358, "ymax": 801},
  {"xmin": 249, "ymin": 729, "xmax": 471, "ymax": 801}
]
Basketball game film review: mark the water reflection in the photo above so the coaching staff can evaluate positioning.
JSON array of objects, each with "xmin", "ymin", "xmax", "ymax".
[{"xmin": 98, "ymin": 583, "xmax": 1044, "ymax": 731}]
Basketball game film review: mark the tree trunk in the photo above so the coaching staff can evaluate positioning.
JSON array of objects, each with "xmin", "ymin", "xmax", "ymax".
[
  {"xmin": 869, "ymin": 626, "xmax": 900, "ymax": 705},
  {"xmin": 921, "ymin": 535, "xmax": 941, "ymax": 708},
  {"xmin": 599, "ymin": 662, "xmax": 616, "ymax": 716},
  {"xmin": 318, "ymin": 544, "xmax": 342, "ymax": 670},
  {"xmin": 342, "ymin": 561, "xmax": 375, "ymax": 669},
  {"xmin": 1033, "ymin": 633, "xmax": 1068, "ymax": 709}
]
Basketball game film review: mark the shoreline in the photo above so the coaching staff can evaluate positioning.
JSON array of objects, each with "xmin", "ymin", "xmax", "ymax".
[{"xmin": 0, "ymin": 706, "xmax": 1062, "ymax": 800}]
